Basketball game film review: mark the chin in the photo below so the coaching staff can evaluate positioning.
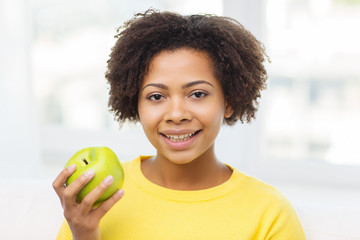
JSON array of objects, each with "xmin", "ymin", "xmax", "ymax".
[{"xmin": 161, "ymin": 151, "xmax": 205, "ymax": 166}]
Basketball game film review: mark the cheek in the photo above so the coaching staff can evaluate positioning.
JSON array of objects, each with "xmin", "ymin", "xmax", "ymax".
[
  {"xmin": 195, "ymin": 102, "xmax": 225, "ymax": 123},
  {"xmin": 138, "ymin": 103, "xmax": 160, "ymax": 132},
  {"xmin": 138, "ymin": 105, "xmax": 163, "ymax": 150}
]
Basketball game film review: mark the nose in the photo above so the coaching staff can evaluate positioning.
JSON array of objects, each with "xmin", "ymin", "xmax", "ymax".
[{"xmin": 164, "ymin": 97, "xmax": 192, "ymax": 123}]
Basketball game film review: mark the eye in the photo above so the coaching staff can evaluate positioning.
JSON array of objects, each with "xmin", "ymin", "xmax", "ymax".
[
  {"xmin": 190, "ymin": 91, "xmax": 208, "ymax": 99},
  {"xmin": 147, "ymin": 93, "xmax": 164, "ymax": 101}
]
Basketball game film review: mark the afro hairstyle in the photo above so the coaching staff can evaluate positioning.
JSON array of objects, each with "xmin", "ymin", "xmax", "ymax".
[{"xmin": 106, "ymin": 8, "xmax": 268, "ymax": 126}]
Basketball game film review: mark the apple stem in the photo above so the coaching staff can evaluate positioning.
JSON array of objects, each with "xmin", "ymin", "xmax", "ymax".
[{"xmin": 82, "ymin": 158, "xmax": 89, "ymax": 165}]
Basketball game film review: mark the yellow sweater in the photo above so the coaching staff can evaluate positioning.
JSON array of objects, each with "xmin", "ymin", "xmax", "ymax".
[{"xmin": 57, "ymin": 156, "xmax": 305, "ymax": 239}]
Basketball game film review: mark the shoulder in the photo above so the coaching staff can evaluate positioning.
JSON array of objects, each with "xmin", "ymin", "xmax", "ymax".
[
  {"xmin": 120, "ymin": 158, "xmax": 133, "ymax": 171},
  {"xmin": 121, "ymin": 155, "xmax": 151, "ymax": 171},
  {"xmin": 231, "ymin": 169, "xmax": 305, "ymax": 238},
  {"xmin": 120, "ymin": 155, "xmax": 153, "ymax": 187},
  {"xmin": 233, "ymin": 169, "xmax": 288, "ymax": 202},
  {"xmin": 230, "ymin": 168, "xmax": 299, "ymax": 220}
]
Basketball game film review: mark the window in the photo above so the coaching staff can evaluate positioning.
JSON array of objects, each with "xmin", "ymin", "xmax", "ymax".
[
  {"xmin": 223, "ymin": 0, "xmax": 360, "ymax": 186},
  {"xmin": 263, "ymin": 0, "xmax": 360, "ymax": 166}
]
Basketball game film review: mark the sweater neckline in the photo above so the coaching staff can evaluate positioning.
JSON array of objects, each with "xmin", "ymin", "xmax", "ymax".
[{"xmin": 128, "ymin": 156, "xmax": 244, "ymax": 202}]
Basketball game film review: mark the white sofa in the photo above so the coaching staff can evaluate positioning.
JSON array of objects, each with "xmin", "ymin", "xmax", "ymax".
[
  {"xmin": 0, "ymin": 179, "xmax": 359, "ymax": 240},
  {"xmin": 0, "ymin": 179, "xmax": 63, "ymax": 240},
  {"xmin": 296, "ymin": 203, "xmax": 360, "ymax": 239}
]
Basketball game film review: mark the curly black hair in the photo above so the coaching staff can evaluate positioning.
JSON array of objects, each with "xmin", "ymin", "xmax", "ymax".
[{"xmin": 106, "ymin": 8, "xmax": 268, "ymax": 126}]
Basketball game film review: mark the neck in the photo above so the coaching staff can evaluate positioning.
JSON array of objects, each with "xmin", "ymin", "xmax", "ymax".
[{"xmin": 141, "ymin": 148, "xmax": 232, "ymax": 190}]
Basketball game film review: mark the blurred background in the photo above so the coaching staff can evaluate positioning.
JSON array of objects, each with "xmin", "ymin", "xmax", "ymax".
[{"xmin": 1, "ymin": 0, "xmax": 360, "ymax": 238}]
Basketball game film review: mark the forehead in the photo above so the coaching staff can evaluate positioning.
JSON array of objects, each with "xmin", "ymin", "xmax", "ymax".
[
  {"xmin": 150, "ymin": 48, "xmax": 213, "ymax": 66},
  {"xmin": 142, "ymin": 48, "xmax": 218, "ymax": 86}
]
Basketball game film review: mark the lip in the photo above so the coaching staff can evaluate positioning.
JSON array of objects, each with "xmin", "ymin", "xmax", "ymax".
[
  {"xmin": 160, "ymin": 129, "xmax": 199, "ymax": 135},
  {"xmin": 159, "ymin": 129, "xmax": 201, "ymax": 150}
]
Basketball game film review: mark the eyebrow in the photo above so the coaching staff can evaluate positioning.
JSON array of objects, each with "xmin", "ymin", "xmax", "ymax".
[
  {"xmin": 182, "ymin": 80, "xmax": 214, "ymax": 89},
  {"xmin": 142, "ymin": 80, "xmax": 214, "ymax": 90},
  {"xmin": 142, "ymin": 83, "xmax": 168, "ymax": 90}
]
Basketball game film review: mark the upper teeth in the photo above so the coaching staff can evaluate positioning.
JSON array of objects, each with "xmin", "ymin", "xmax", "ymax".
[{"xmin": 165, "ymin": 132, "xmax": 196, "ymax": 141}]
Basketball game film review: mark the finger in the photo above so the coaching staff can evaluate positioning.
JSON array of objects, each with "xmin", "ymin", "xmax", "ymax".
[
  {"xmin": 52, "ymin": 164, "xmax": 76, "ymax": 197},
  {"xmin": 80, "ymin": 175, "xmax": 114, "ymax": 212},
  {"xmin": 92, "ymin": 189, "xmax": 124, "ymax": 220},
  {"xmin": 62, "ymin": 169, "xmax": 95, "ymax": 207}
]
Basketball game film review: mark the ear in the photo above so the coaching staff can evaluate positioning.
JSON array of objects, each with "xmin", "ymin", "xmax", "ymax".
[{"xmin": 224, "ymin": 102, "xmax": 234, "ymax": 119}]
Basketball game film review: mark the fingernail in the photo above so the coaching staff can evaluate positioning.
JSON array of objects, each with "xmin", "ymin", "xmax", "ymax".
[
  {"xmin": 118, "ymin": 189, "xmax": 124, "ymax": 196},
  {"xmin": 85, "ymin": 169, "xmax": 95, "ymax": 177},
  {"xmin": 103, "ymin": 175, "xmax": 113, "ymax": 184},
  {"xmin": 114, "ymin": 189, "xmax": 124, "ymax": 199},
  {"xmin": 66, "ymin": 164, "xmax": 76, "ymax": 171}
]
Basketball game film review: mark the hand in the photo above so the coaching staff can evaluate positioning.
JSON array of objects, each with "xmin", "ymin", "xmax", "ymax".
[{"xmin": 53, "ymin": 164, "xmax": 124, "ymax": 240}]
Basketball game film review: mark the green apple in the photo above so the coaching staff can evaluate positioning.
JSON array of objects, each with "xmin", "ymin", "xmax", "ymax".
[{"xmin": 64, "ymin": 146, "xmax": 124, "ymax": 205}]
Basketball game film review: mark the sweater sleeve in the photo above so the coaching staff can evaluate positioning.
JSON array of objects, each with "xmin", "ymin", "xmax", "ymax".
[
  {"xmin": 265, "ymin": 197, "xmax": 306, "ymax": 240},
  {"xmin": 56, "ymin": 219, "xmax": 73, "ymax": 240}
]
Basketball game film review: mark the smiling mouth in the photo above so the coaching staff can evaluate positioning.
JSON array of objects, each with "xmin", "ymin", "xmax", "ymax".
[{"xmin": 162, "ymin": 131, "xmax": 200, "ymax": 142}]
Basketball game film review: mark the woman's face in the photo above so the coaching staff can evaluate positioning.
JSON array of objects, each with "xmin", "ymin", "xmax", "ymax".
[{"xmin": 138, "ymin": 48, "xmax": 233, "ymax": 165}]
